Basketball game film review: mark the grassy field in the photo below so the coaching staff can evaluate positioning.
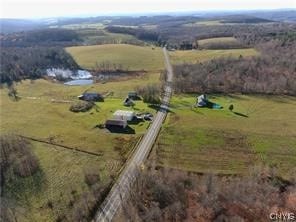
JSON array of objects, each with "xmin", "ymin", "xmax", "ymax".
[
  {"xmin": 0, "ymin": 73, "xmax": 160, "ymax": 221},
  {"xmin": 154, "ymin": 95, "xmax": 296, "ymax": 178},
  {"xmin": 61, "ymin": 23, "xmax": 106, "ymax": 30},
  {"xmin": 169, "ymin": 48, "xmax": 258, "ymax": 64},
  {"xmin": 0, "ymin": 76, "xmax": 160, "ymax": 152},
  {"xmin": 66, "ymin": 44, "xmax": 164, "ymax": 71},
  {"xmin": 183, "ymin": 20, "xmax": 224, "ymax": 27},
  {"xmin": 81, "ymin": 30, "xmax": 141, "ymax": 45},
  {"xmin": 53, "ymin": 21, "xmax": 141, "ymax": 45},
  {"xmin": 198, "ymin": 37, "xmax": 239, "ymax": 46},
  {"xmin": 4, "ymin": 142, "xmax": 107, "ymax": 222},
  {"xmin": 66, "ymin": 44, "xmax": 257, "ymax": 71}
]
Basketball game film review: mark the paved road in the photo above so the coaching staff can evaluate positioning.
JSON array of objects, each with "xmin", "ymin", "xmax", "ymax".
[{"xmin": 94, "ymin": 48, "xmax": 173, "ymax": 222}]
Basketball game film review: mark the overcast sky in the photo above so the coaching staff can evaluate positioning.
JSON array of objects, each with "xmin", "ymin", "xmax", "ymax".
[{"xmin": 1, "ymin": 0, "xmax": 295, "ymax": 19}]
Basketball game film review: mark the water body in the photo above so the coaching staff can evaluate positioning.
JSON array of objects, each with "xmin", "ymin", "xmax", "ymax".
[
  {"xmin": 64, "ymin": 79, "xmax": 94, "ymax": 86},
  {"xmin": 46, "ymin": 68, "xmax": 92, "ymax": 79}
]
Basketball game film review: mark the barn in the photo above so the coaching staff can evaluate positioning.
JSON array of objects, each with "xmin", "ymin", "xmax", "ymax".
[{"xmin": 105, "ymin": 119, "xmax": 127, "ymax": 129}]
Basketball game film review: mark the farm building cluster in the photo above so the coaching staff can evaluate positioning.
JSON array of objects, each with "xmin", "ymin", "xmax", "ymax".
[
  {"xmin": 105, "ymin": 110, "xmax": 153, "ymax": 129},
  {"xmin": 77, "ymin": 90, "xmax": 153, "ymax": 131}
]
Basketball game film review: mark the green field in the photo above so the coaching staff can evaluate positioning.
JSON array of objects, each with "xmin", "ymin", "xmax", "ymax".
[
  {"xmin": 66, "ymin": 44, "xmax": 258, "ymax": 71},
  {"xmin": 155, "ymin": 95, "xmax": 296, "ymax": 178},
  {"xmin": 169, "ymin": 48, "xmax": 258, "ymax": 64},
  {"xmin": 183, "ymin": 20, "xmax": 224, "ymax": 27},
  {"xmin": 61, "ymin": 23, "xmax": 106, "ymax": 30},
  {"xmin": 0, "ymin": 77, "xmax": 160, "ymax": 152},
  {"xmin": 53, "ymin": 21, "xmax": 141, "ymax": 45},
  {"xmin": 80, "ymin": 30, "xmax": 141, "ymax": 45},
  {"xmin": 0, "ymin": 73, "xmax": 160, "ymax": 221},
  {"xmin": 198, "ymin": 37, "xmax": 239, "ymax": 45},
  {"xmin": 66, "ymin": 44, "xmax": 164, "ymax": 71}
]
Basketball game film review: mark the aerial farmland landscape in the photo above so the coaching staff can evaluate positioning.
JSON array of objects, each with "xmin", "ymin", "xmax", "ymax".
[{"xmin": 0, "ymin": 0, "xmax": 296, "ymax": 221}]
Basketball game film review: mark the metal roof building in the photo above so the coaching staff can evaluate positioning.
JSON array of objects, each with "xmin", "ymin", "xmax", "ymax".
[{"xmin": 113, "ymin": 110, "xmax": 135, "ymax": 121}]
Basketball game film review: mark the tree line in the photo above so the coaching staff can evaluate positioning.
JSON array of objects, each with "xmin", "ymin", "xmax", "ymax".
[
  {"xmin": 1, "ymin": 28, "xmax": 82, "ymax": 47},
  {"xmin": 0, "ymin": 28, "xmax": 82, "ymax": 85},
  {"xmin": 0, "ymin": 47, "xmax": 79, "ymax": 85}
]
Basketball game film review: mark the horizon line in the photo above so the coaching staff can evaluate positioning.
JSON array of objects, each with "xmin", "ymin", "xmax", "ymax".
[{"xmin": 1, "ymin": 7, "xmax": 295, "ymax": 20}]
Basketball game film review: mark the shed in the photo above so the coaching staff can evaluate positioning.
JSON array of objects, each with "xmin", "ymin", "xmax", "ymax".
[
  {"xmin": 113, "ymin": 110, "xmax": 135, "ymax": 121},
  {"xmin": 128, "ymin": 91, "xmax": 139, "ymax": 99},
  {"xmin": 123, "ymin": 97, "xmax": 135, "ymax": 106},
  {"xmin": 197, "ymin": 94, "xmax": 208, "ymax": 107},
  {"xmin": 78, "ymin": 93, "xmax": 104, "ymax": 102},
  {"xmin": 105, "ymin": 119, "xmax": 127, "ymax": 129}
]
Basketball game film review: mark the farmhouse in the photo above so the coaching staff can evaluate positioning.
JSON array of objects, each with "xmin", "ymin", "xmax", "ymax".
[
  {"xmin": 113, "ymin": 110, "xmax": 135, "ymax": 121},
  {"xmin": 78, "ymin": 93, "xmax": 104, "ymax": 102},
  {"xmin": 105, "ymin": 119, "xmax": 127, "ymax": 129}
]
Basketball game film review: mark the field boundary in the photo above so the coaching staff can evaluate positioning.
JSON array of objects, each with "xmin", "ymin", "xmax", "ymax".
[{"xmin": 19, "ymin": 135, "xmax": 103, "ymax": 157}]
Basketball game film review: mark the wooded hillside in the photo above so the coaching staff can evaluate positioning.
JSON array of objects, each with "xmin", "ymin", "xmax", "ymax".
[{"xmin": 173, "ymin": 33, "xmax": 296, "ymax": 95}]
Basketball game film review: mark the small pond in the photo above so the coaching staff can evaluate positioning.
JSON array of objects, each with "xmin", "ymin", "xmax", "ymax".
[{"xmin": 64, "ymin": 79, "xmax": 94, "ymax": 86}]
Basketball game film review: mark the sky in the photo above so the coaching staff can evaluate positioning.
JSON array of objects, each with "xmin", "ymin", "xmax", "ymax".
[{"xmin": 1, "ymin": 0, "xmax": 295, "ymax": 19}]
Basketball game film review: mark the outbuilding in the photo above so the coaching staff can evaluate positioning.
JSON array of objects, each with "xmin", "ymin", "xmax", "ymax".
[
  {"xmin": 113, "ymin": 110, "xmax": 135, "ymax": 121},
  {"xmin": 197, "ymin": 94, "xmax": 208, "ymax": 107},
  {"xmin": 105, "ymin": 119, "xmax": 127, "ymax": 129},
  {"xmin": 123, "ymin": 97, "xmax": 135, "ymax": 106},
  {"xmin": 128, "ymin": 91, "xmax": 140, "ymax": 100},
  {"xmin": 78, "ymin": 93, "xmax": 104, "ymax": 102}
]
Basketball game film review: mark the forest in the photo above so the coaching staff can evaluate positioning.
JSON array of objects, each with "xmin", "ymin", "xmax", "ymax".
[
  {"xmin": 118, "ymin": 167, "xmax": 295, "ymax": 221},
  {"xmin": 105, "ymin": 20, "xmax": 296, "ymax": 50},
  {"xmin": 0, "ymin": 29, "xmax": 81, "ymax": 84},
  {"xmin": 1, "ymin": 28, "xmax": 82, "ymax": 47},
  {"xmin": 173, "ymin": 31, "xmax": 296, "ymax": 95},
  {"xmin": 0, "ymin": 47, "xmax": 79, "ymax": 85}
]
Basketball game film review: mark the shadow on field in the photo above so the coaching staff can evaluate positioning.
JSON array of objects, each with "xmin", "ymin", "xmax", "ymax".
[
  {"xmin": 209, "ymin": 94, "xmax": 250, "ymax": 101},
  {"xmin": 148, "ymin": 104, "xmax": 175, "ymax": 113},
  {"xmin": 128, "ymin": 118, "xmax": 144, "ymax": 125},
  {"xmin": 106, "ymin": 125, "xmax": 135, "ymax": 134},
  {"xmin": 233, "ymin": 112, "xmax": 249, "ymax": 118}
]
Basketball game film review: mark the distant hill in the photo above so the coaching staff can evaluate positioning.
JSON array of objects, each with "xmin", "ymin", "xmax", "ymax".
[
  {"xmin": 246, "ymin": 9, "xmax": 296, "ymax": 22},
  {"xmin": 0, "ymin": 19, "xmax": 45, "ymax": 34},
  {"xmin": 193, "ymin": 9, "xmax": 296, "ymax": 23},
  {"xmin": 1, "ymin": 9, "xmax": 295, "ymax": 35},
  {"xmin": 1, "ymin": 28, "xmax": 82, "ymax": 47},
  {"xmin": 218, "ymin": 14, "xmax": 273, "ymax": 23}
]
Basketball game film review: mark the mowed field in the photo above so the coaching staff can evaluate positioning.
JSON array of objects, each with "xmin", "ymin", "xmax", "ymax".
[
  {"xmin": 66, "ymin": 44, "xmax": 164, "ymax": 71},
  {"xmin": 66, "ymin": 43, "xmax": 258, "ymax": 71},
  {"xmin": 197, "ymin": 37, "xmax": 239, "ymax": 46},
  {"xmin": 0, "ymin": 72, "xmax": 160, "ymax": 221},
  {"xmin": 155, "ymin": 95, "xmax": 296, "ymax": 178},
  {"xmin": 183, "ymin": 20, "xmax": 224, "ymax": 27}
]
